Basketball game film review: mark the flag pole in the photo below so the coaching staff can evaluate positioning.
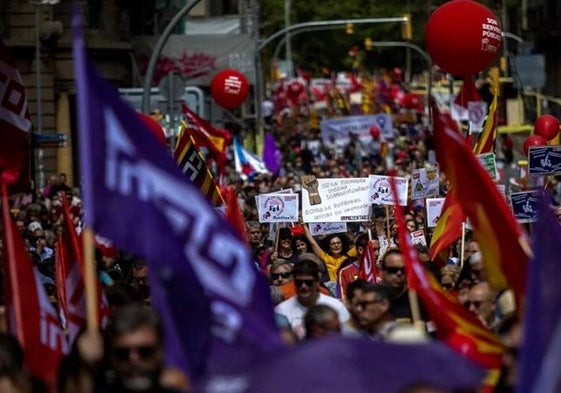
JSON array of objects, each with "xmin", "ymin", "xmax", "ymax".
[
  {"xmin": 274, "ymin": 223, "xmax": 280, "ymax": 255},
  {"xmin": 385, "ymin": 206, "xmax": 391, "ymax": 241},
  {"xmin": 82, "ymin": 227, "xmax": 99, "ymax": 332},
  {"xmin": 459, "ymin": 222, "xmax": 466, "ymax": 269}
]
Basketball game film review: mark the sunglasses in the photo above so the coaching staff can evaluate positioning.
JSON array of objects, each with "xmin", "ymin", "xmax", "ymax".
[
  {"xmin": 383, "ymin": 267, "xmax": 405, "ymax": 275},
  {"xmin": 295, "ymin": 279, "xmax": 316, "ymax": 288},
  {"xmin": 271, "ymin": 272, "xmax": 292, "ymax": 280},
  {"xmin": 463, "ymin": 300, "xmax": 483, "ymax": 308},
  {"xmin": 112, "ymin": 345, "xmax": 157, "ymax": 361}
]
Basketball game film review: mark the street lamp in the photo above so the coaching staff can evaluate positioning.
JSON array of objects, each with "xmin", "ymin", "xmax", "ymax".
[
  {"xmin": 30, "ymin": 0, "xmax": 60, "ymax": 190},
  {"xmin": 284, "ymin": 0, "xmax": 292, "ymax": 78}
]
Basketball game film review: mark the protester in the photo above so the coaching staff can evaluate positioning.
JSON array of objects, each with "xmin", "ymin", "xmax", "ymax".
[
  {"xmin": 337, "ymin": 233, "xmax": 380, "ymax": 299},
  {"xmin": 303, "ymin": 304, "xmax": 341, "ymax": 340}
]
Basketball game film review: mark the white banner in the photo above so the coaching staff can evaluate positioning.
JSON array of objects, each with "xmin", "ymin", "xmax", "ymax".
[
  {"xmin": 301, "ymin": 178, "xmax": 370, "ymax": 222},
  {"xmin": 368, "ymin": 175, "xmax": 409, "ymax": 206},
  {"xmin": 309, "ymin": 222, "xmax": 348, "ymax": 236},
  {"xmin": 320, "ymin": 114, "xmax": 394, "ymax": 146},
  {"xmin": 411, "ymin": 167, "xmax": 440, "ymax": 200},
  {"xmin": 257, "ymin": 193, "xmax": 299, "ymax": 223},
  {"xmin": 426, "ymin": 198, "xmax": 446, "ymax": 228}
]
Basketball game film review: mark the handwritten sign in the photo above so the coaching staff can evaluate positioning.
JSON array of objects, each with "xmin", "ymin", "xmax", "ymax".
[
  {"xmin": 257, "ymin": 193, "xmax": 299, "ymax": 223},
  {"xmin": 426, "ymin": 198, "xmax": 445, "ymax": 228},
  {"xmin": 301, "ymin": 178, "xmax": 370, "ymax": 222},
  {"xmin": 368, "ymin": 175, "xmax": 409, "ymax": 206},
  {"xmin": 510, "ymin": 191, "xmax": 539, "ymax": 223},
  {"xmin": 411, "ymin": 167, "xmax": 440, "ymax": 200},
  {"xmin": 528, "ymin": 145, "xmax": 561, "ymax": 176}
]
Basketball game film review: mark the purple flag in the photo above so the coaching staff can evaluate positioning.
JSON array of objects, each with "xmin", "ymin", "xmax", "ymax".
[
  {"xmin": 72, "ymin": 8, "xmax": 282, "ymax": 380},
  {"xmin": 262, "ymin": 132, "xmax": 282, "ymax": 175},
  {"xmin": 517, "ymin": 192, "xmax": 561, "ymax": 393},
  {"xmin": 202, "ymin": 335, "xmax": 486, "ymax": 393}
]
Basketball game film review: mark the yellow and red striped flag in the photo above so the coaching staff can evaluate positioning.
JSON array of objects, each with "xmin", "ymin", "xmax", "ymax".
[
  {"xmin": 429, "ymin": 186, "xmax": 465, "ymax": 266},
  {"xmin": 473, "ymin": 88, "xmax": 499, "ymax": 155},
  {"xmin": 432, "ymin": 104, "xmax": 530, "ymax": 302},
  {"xmin": 174, "ymin": 124, "xmax": 223, "ymax": 206}
]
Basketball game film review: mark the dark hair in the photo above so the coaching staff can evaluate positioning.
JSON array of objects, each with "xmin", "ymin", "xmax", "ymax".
[
  {"xmin": 108, "ymin": 304, "xmax": 162, "ymax": 342},
  {"xmin": 322, "ymin": 233, "xmax": 350, "ymax": 256},
  {"xmin": 381, "ymin": 248, "xmax": 402, "ymax": 269},
  {"xmin": 346, "ymin": 279, "xmax": 369, "ymax": 302},
  {"xmin": 354, "ymin": 233, "xmax": 370, "ymax": 250},
  {"xmin": 292, "ymin": 235, "xmax": 311, "ymax": 253},
  {"xmin": 0, "ymin": 333, "xmax": 24, "ymax": 372},
  {"xmin": 293, "ymin": 259, "xmax": 321, "ymax": 280},
  {"xmin": 304, "ymin": 304, "xmax": 338, "ymax": 339},
  {"xmin": 278, "ymin": 227, "xmax": 292, "ymax": 240}
]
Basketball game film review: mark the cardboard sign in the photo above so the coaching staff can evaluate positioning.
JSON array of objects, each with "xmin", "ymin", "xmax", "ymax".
[
  {"xmin": 510, "ymin": 191, "xmax": 539, "ymax": 223},
  {"xmin": 411, "ymin": 167, "xmax": 440, "ymax": 200},
  {"xmin": 368, "ymin": 175, "xmax": 409, "ymax": 206},
  {"xmin": 257, "ymin": 193, "xmax": 299, "ymax": 223},
  {"xmin": 309, "ymin": 222, "xmax": 348, "ymax": 236},
  {"xmin": 528, "ymin": 145, "xmax": 561, "ymax": 176},
  {"xmin": 477, "ymin": 152, "xmax": 498, "ymax": 180},
  {"xmin": 301, "ymin": 178, "xmax": 370, "ymax": 222},
  {"xmin": 426, "ymin": 198, "xmax": 445, "ymax": 228}
]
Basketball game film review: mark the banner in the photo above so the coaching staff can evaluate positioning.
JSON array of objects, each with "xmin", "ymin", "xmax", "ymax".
[
  {"xmin": 257, "ymin": 193, "xmax": 299, "ymax": 223},
  {"xmin": 301, "ymin": 177, "xmax": 370, "ymax": 222},
  {"xmin": 477, "ymin": 152, "xmax": 498, "ymax": 180},
  {"xmin": 320, "ymin": 114, "xmax": 393, "ymax": 146},
  {"xmin": 528, "ymin": 145, "xmax": 561, "ymax": 176},
  {"xmin": 411, "ymin": 167, "xmax": 440, "ymax": 200},
  {"xmin": 368, "ymin": 175, "xmax": 408, "ymax": 206},
  {"xmin": 411, "ymin": 229, "xmax": 427, "ymax": 246},
  {"xmin": 309, "ymin": 222, "xmax": 348, "ymax": 236},
  {"xmin": 510, "ymin": 191, "xmax": 539, "ymax": 223},
  {"xmin": 426, "ymin": 198, "xmax": 446, "ymax": 228}
]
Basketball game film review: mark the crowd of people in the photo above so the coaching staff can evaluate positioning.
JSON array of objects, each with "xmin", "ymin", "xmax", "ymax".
[{"xmin": 0, "ymin": 68, "xmax": 542, "ymax": 393}]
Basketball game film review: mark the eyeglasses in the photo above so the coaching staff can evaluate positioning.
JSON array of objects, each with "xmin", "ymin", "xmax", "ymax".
[
  {"xmin": 330, "ymin": 241, "xmax": 342, "ymax": 246},
  {"xmin": 441, "ymin": 283, "xmax": 454, "ymax": 290},
  {"xmin": 271, "ymin": 272, "xmax": 292, "ymax": 281},
  {"xmin": 464, "ymin": 300, "xmax": 484, "ymax": 309},
  {"xmin": 112, "ymin": 345, "xmax": 157, "ymax": 361},
  {"xmin": 383, "ymin": 266, "xmax": 405, "ymax": 275},
  {"xmin": 295, "ymin": 279, "xmax": 316, "ymax": 288}
]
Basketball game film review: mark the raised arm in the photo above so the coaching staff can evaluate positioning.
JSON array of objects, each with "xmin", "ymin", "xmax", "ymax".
[{"xmin": 302, "ymin": 223, "xmax": 325, "ymax": 258}]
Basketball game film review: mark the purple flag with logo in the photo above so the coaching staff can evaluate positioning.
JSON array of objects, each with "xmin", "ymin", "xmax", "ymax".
[
  {"xmin": 517, "ymin": 192, "xmax": 561, "ymax": 393},
  {"xmin": 263, "ymin": 132, "xmax": 282, "ymax": 175},
  {"xmin": 72, "ymin": 9, "xmax": 282, "ymax": 380}
]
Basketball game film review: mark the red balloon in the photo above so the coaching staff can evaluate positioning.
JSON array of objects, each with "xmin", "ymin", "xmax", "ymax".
[
  {"xmin": 210, "ymin": 69, "xmax": 249, "ymax": 109},
  {"xmin": 403, "ymin": 93, "xmax": 422, "ymax": 110},
  {"xmin": 425, "ymin": 0, "xmax": 502, "ymax": 75},
  {"xmin": 523, "ymin": 135, "xmax": 548, "ymax": 156},
  {"xmin": 534, "ymin": 114, "xmax": 560, "ymax": 141},
  {"xmin": 138, "ymin": 113, "xmax": 167, "ymax": 146}
]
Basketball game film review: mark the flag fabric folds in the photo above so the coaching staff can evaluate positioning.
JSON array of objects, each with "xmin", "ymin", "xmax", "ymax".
[
  {"xmin": 517, "ymin": 192, "xmax": 561, "ymax": 393},
  {"xmin": 358, "ymin": 240, "xmax": 380, "ymax": 283},
  {"xmin": 1, "ymin": 180, "xmax": 68, "ymax": 388},
  {"xmin": 432, "ymin": 105, "xmax": 530, "ymax": 301},
  {"xmin": 55, "ymin": 194, "xmax": 108, "ymax": 344},
  {"xmin": 473, "ymin": 88, "xmax": 499, "ymax": 155},
  {"xmin": 73, "ymin": 9, "xmax": 281, "ymax": 381},
  {"xmin": 234, "ymin": 138, "xmax": 269, "ymax": 180},
  {"xmin": 220, "ymin": 185, "xmax": 248, "ymax": 244},
  {"xmin": 390, "ymin": 178, "xmax": 503, "ymax": 389},
  {"xmin": 174, "ymin": 123, "xmax": 224, "ymax": 206},
  {"xmin": 262, "ymin": 132, "xmax": 282, "ymax": 175},
  {"xmin": 0, "ymin": 40, "xmax": 32, "ymax": 190}
]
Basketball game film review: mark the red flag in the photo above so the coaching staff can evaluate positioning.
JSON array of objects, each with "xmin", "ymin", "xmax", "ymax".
[
  {"xmin": 473, "ymin": 88, "xmax": 499, "ymax": 155},
  {"xmin": 428, "ymin": 187, "xmax": 465, "ymax": 266},
  {"xmin": 1, "ymin": 180, "xmax": 67, "ymax": 388},
  {"xmin": 432, "ymin": 105, "xmax": 530, "ymax": 302},
  {"xmin": 181, "ymin": 103, "xmax": 230, "ymax": 173},
  {"xmin": 358, "ymin": 240, "xmax": 380, "ymax": 283},
  {"xmin": 0, "ymin": 40, "xmax": 32, "ymax": 190},
  {"xmin": 390, "ymin": 177, "xmax": 503, "ymax": 390},
  {"xmin": 55, "ymin": 194, "xmax": 109, "ymax": 344},
  {"xmin": 220, "ymin": 185, "xmax": 247, "ymax": 244}
]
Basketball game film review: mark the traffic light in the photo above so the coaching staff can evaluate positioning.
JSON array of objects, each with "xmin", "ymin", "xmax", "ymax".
[
  {"xmin": 401, "ymin": 13, "xmax": 412, "ymax": 40},
  {"xmin": 364, "ymin": 37, "xmax": 373, "ymax": 51},
  {"xmin": 345, "ymin": 23, "xmax": 354, "ymax": 34}
]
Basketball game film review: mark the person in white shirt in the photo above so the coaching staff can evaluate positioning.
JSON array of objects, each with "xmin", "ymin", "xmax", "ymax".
[{"xmin": 275, "ymin": 259, "xmax": 349, "ymax": 339}]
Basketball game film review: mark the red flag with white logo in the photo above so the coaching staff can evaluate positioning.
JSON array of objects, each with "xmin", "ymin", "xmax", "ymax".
[
  {"xmin": 55, "ymin": 194, "xmax": 109, "ymax": 344},
  {"xmin": 1, "ymin": 180, "xmax": 67, "ymax": 389},
  {"xmin": 358, "ymin": 240, "xmax": 381, "ymax": 283},
  {"xmin": 0, "ymin": 40, "xmax": 31, "ymax": 190}
]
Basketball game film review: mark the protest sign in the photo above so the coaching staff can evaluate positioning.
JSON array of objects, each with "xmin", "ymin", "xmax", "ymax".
[
  {"xmin": 411, "ymin": 167, "xmax": 440, "ymax": 200},
  {"xmin": 320, "ymin": 114, "xmax": 393, "ymax": 146},
  {"xmin": 426, "ymin": 198, "xmax": 445, "ymax": 228},
  {"xmin": 368, "ymin": 175, "xmax": 409, "ymax": 206},
  {"xmin": 309, "ymin": 222, "xmax": 348, "ymax": 236},
  {"xmin": 528, "ymin": 145, "xmax": 561, "ymax": 176},
  {"xmin": 301, "ymin": 177, "xmax": 370, "ymax": 222},
  {"xmin": 510, "ymin": 191, "xmax": 539, "ymax": 223},
  {"xmin": 257, "ymin": 193, "xmax": 299, "ymax": 223},
  {"xmin": 411, "ymin": 229, "xmax": 427, "ymax": 246},
  {"xmin": 477, "ymin": 152, "xmax": 498, "ymax": 180}
]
